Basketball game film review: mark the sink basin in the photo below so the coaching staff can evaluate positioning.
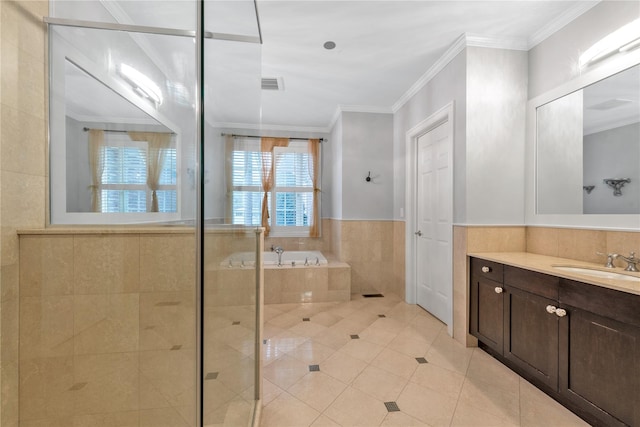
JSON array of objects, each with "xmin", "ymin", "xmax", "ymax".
[{"xmin": 552, "ymin": 265, "xmax": 640, "ymax": 282}]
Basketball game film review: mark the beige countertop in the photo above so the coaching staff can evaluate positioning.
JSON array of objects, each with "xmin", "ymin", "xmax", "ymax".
[{"xmin": 468, "ymin": 252, "xmax": 640, "ymax": 296}]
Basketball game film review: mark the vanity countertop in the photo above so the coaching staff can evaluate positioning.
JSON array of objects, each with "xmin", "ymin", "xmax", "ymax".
[{"xmin": 468, "ymin": 252, "xmax": 640, "ymax": 296}]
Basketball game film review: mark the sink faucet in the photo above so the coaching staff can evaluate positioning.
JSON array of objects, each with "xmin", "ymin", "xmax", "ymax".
[
  {"xmin": 597, "ymin": 252, "xmax": 618, "ymax": 268},
  {"xmin": 271, "ymin": 245, "xmax": 284, "ymax": 266},
  {"xmin": 618, "ymin": 252, "xmax": 639, "ymax": 272}
]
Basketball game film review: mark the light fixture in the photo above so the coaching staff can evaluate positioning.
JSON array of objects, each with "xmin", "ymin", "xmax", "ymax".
[
  {"xmin": 118, "ymin": 64, "xmax": 163, "ymax": 106},
  {"xmin": 579, "ymin": 18, "xmax": 640, "ymax": 68}
]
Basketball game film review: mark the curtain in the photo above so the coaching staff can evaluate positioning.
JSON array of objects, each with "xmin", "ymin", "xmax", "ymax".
[
  {"xmin": 88, "ymin": 129, "xmax": 105, "ymax": 212},
  {"xmin": 224, "ymin": 135, "xmax": 234, "ymax": 223},
  {"xmin": 128, "ymin": 131, "xmax": 172, "ymax": 212},
  {"xmin": 308, "ymin": 139, "xmax": 321, "ymax": 237},
  {"xmin": 260, "ymin": 137, "xmax": 289, "ymax": 236}
]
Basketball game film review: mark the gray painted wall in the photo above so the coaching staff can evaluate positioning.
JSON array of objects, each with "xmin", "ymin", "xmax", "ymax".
[
  {"xmin": 341, "ymin": 112, "xmax": 394, "ymax": 220},
  {"xmin": 393, "ymin": 50, "xmax": 467, "ymax": 223},
  {"xmin": 329, "ymin": 116, "xmax": 343, "ymax": 219},
  {"xmin": 465, "ymin": 47, "xmax": 528, "ymax": 224}
]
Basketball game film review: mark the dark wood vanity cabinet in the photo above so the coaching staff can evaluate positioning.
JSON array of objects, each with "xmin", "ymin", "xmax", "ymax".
[{"xmin": 469, "ymin": 257, "xmax": 640, "ymax": 427}]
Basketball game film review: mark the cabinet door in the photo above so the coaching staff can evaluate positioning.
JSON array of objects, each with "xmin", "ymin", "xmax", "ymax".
[
  {"xmin": 559, "ymin": 307, "xmax": 640, "ymax": 427},
  {"xmin": 470, "ymin": 275, "xmax": 504, "ymax": 354},
  {"xmin": 504, "ymin": 286, "xmax": 558, "ymax": 390}
]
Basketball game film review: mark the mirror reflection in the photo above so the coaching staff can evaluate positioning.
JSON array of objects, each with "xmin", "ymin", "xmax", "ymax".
[
  {"xmin": 536, "ymin": 64, "xmax": 640, "ymax": 215},
  {"xmin": 64, "ymin": 60, "xmax": 177, "ymax": 214}
]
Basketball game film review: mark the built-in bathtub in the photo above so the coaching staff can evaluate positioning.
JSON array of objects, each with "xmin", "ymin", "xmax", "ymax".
[
  {"xmin": 210, "ymin": 250, "xmax": 350, "ymax": 304},
  {"xmin": 221, "ymin": 250, "xmax": 328, "ymax": 267}
]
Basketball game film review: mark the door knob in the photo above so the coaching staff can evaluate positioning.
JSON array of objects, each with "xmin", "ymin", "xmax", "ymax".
[
  {"xmin": 414, "ymin": 230, "xmax": 422, "ymax": 236},
  {"xmin": 494, "ymin": 287, "xmax": 503, "ymax": 294},
  {"xmin": 482, "ymin": 266, "xmax": 491, "ymax": 273},
  {"xmin": 546, "ymin": 305, "xmax": 557, "ymax": 314},
  {"xmin": 555, "ymin": 308, "xmax": 567, "ymax": 317}
]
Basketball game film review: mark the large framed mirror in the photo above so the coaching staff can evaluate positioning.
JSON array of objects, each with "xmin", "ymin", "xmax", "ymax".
[{"xmin": 526, "ymin": 50, "xmax": 640, "ymax": 229}]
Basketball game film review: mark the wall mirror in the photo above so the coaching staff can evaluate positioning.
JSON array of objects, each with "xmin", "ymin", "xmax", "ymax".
[{"xmin": 536, "ymin": 63, "xmax": 640, "ymax": 215}]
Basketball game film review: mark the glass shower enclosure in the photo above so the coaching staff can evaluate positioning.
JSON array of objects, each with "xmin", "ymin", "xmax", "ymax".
[{"xmin": 34, "ymin": 1, "xmax": 263, "ymax": 425}]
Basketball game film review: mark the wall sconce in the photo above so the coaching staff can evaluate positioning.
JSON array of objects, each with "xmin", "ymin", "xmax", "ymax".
[
  {"xmin": 118, "ymin": 64, "xmax": 163, "ymax": 106},
  {"xmin": 603, "ymin": 178, "xmax": 631, "ymax": 196},
  {"xmin": 579, "ymin": 18, "xmax": 640, "ymax": 68}
]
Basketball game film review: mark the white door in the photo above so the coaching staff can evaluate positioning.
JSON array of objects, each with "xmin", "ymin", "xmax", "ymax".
[{"xmin": 415, "ymin": 121, "xmax": 452, "ymax": 325}]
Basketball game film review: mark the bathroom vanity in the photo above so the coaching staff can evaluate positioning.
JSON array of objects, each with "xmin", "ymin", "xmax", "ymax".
[{"xmin": 469, "ymin": 252, "xmax": 640, "ymax": 427}]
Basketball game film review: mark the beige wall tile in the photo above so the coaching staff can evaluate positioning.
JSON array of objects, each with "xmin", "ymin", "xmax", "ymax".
[
  {"xmin": 328, "ymin": 267, "xmax": 350, "ymax": 291},
  {"xmin": 526, "ymin": 227, "xmax": 559, "ymax": 256},
  {"xmin": 20, "ymin": 235, "xmax": 74, "ymax": 297},
  {"xmin": 1, "ymin": 262, "xmax": 19, "ymax": 302},
  {"xmin": 74, "ymin": 294, "xmax": 140, "ymax": 355},
  {"xmin": 140, "ymin": 235, "xmax": 195, "ymax": 292},
  {"xmin": 557, "ymin": 228, "xmax": 606, "ymax": 264},
  {"xmin": 139, "ymin": 349, "xmax": 195, "ymax": 408},
  {"xmin": 1, "ymin": 106, "xmax": 46, "ymax": 176},
  {"xmin": 19, "ymin": 356, "xmax": 75, "ymax": 421},
  {"xmin": 20, "ymin": 295, "xmax": 74, "ymax": 360},
  {"xmin": 74, "ymin": 353, "xmax": 139, "ymax": 415},
  {"xmin": 1, "ymin": 1, "xmax": 47, "ymax": 58},
  {"xmin": 139, "ymin": 291, "xmax": 194, "ymax": 351},
  {"xmin": 74, "ymin": 235, "xmax": 140, "ymax": 294},
  {"xmin": 72, "ymin": 411, "xmax": 140, "ymax": 427},
  {"xmin": 467, "ymin": 227, "xmax": 526, "ymax": 253},
  {"xmin": 606, "ymin": 230, "xmax": 640, "ymax": 268}
]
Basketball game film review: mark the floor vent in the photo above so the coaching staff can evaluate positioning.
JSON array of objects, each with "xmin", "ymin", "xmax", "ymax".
[
  {"xmin": 363, "ymin": 293, "xmax": 384, "ymax": 298},
  {"xmin": 384, "ymin": 401, "xmax": 400, "ymax": 412}
]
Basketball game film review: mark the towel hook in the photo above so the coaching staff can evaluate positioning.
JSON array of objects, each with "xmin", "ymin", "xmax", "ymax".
[{"xmin": 366, "ymin": 171, "xmax": 371, "ymax": 182}]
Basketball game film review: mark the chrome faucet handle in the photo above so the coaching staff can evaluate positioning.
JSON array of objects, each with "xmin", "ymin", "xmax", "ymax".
[
  {"xmin": 619, "ymin": 252, "xmax": 639, "ymax": 272},
  {"xmin": 597, "ymin": 252, "xmax": 618, "ymax": 268}
]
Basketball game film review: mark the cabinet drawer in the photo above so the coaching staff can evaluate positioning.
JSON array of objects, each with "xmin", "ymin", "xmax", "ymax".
[
  {"xmin": 504, "ymin": 265, "xmax": 559, "ymax": 300},
  {"xmin": 560, "ymin": 279, "xmax": 640, "ymax": 328},
  {"xmin": 471, "ymin": 258, "xmax": 503, "ymax": 283}
]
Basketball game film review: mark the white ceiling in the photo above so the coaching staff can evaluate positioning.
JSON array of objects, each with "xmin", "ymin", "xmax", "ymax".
[{"xmin": 56, "ymin": 0, "xmax": 604, "ymax": 132}]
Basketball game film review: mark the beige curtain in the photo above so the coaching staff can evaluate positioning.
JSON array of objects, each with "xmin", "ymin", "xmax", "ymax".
[
  {"xmin": 88, "ymin": 129, "xmax": 105, "ymax": 212},
  {"xmin": 308, "ymin": 139, "xmax": 321, "ymax": 237},
  {"xmin": 224, "ymin": 135, "xmax": 234, "ymax": 223},
  {"xmin": 260, "ymin": 137, "xmax": 289, "ymax": 235},
  {"xmin": 128, "ymin": 131, "xmax": 172, "ymax": 212}
]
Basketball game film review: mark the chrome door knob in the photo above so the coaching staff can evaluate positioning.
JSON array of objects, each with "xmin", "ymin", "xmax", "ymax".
[
  {"xmin": 482, "ymin": 266, "xmax": 491, "ymax": 273},
  {"xmin": 414, "ymin": 230, "xmax": 422, "ymax": 236},
  {"xmin": 546, "ymin": 305, "xmax": 557, "ymax": 314},
  {"xmin": 555, "ymin": 308, "xmax": 567, "ymax": 317},
  {"xmin": 494, "ymin": 287, "xmax": 503, "ymax": 294}
]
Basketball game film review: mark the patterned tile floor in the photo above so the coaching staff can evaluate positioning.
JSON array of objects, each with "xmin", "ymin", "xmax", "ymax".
[{"xmin": 259, "ymin": 294, "xmax": 590, "ymax": 427}]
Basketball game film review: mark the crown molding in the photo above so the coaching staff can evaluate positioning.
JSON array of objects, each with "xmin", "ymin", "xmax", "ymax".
[
  {"xmin": 465, "ymin": 33, "xmax": 529, "ymax": 51},
  {"xmin": 528, "ymin": 1, "xmax": 601, "ymax": 49},
  {"xmin": 328, "ymin": 104, "xmax": 394, "ymax": 129}
]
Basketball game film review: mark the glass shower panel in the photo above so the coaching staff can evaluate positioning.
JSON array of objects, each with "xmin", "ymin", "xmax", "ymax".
[{"xmin": 201, "ymin": 25, "xmax": 263, "ymax": 426}]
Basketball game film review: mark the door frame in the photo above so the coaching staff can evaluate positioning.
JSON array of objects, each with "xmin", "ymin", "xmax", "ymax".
[{"xmin": 405, "ymin": 101, "xmax": 454, "ymax": 335}]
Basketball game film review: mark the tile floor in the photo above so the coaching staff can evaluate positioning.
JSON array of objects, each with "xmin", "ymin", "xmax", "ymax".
[{"xmin": 259, "ymin": 294, "xmax": 590, "ymax": 427}]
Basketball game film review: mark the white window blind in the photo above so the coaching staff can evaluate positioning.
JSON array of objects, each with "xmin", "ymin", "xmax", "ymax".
[
  {"xmin": 230, "ymin": 138, "xmax": 319, "ymax": 235},
  {"xmin": 100, "ymin": 134, "xmax": 177, "ymax": 213}
]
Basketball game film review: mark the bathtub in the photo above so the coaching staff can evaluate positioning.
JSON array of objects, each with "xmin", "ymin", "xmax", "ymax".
[{"xmin": 221, "ymin": 250, "xmax": 328, "ymax": 267}]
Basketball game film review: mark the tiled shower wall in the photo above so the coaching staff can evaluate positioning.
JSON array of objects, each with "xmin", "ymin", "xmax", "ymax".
[
  {"xmin": 18, "ymin": 231, "xmax": 198, "ymax": 426},
  {"xmin": 1, "ymin": 1, "xmax": 49, "ymax": 426}
]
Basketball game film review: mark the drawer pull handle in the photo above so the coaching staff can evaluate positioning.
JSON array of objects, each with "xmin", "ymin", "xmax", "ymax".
[
  {"xmin": 555, "ymin": 308, "xmax": 567, "ymax": 318},
  {"xmin": 481, "ymin": 266, "xmax": 491, "ymax": 273},
  {"xmin": 546, "ymin": 305, "xmax": 557, "ymax": 314},
  {"xmin": 494, "ymin": 287, "xmax": 503, "ymax": 294}
]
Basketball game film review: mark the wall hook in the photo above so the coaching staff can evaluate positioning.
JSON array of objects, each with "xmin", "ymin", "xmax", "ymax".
[
  {"xmin": 366, "ymin": 171, "xmax": 371, "ymax": 182},
  {"xmin": 583, "ymin": 185, "xmax": 595, "ymax": 194}
]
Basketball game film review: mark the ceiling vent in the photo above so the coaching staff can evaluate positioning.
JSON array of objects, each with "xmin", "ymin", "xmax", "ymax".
[{"xmin": 261, "ymin": 77, "xmax": 283, "ymax": 91}]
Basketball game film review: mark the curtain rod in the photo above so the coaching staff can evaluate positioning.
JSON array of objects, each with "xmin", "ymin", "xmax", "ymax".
[
  {"xmin": 83, "ymin": 127, "xmax": 175, "ymax": 135},
  {"xmin": 221, "ymin": 133, "xmax": 324, "ymax": 142}
]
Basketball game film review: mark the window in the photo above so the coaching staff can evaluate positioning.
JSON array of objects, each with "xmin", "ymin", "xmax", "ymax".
[
  {"xmin": 100, "ymin": 133, "xmax": 177, "ymax": 213},
  {"xmin": 230, "ymin": 138, "xmax": 318, "ymax": 236}
]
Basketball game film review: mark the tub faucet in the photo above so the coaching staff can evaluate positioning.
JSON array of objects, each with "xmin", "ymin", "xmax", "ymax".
[
  {"xmin": 271, "ymin": 245, "xmax": 284, "ymax": 266},
  {"xmin": 618, "ymin": 252, "xmax": 639, "ymax": 272}
]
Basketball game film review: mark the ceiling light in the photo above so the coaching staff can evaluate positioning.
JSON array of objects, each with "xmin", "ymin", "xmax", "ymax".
[
  {"xmin": 579, "ymin": 18, "xmax": 640, "ymax": 68},
  {"xmin": 323, "ymin": 41, "xmax": 336, "ymax": 50},
  {"xmin": 119, "ymin": 64, "xmax": 163, "ymax": 106}
]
